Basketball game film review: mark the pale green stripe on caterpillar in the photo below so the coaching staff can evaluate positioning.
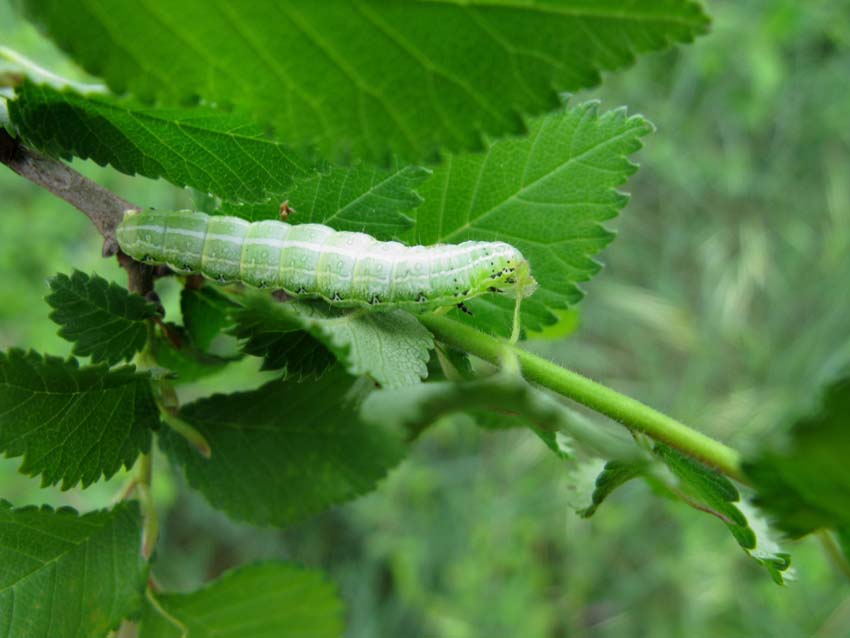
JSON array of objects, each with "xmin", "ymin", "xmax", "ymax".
[{"xmin": 116, "ymin": 209, "xmax": 537, "ymax": 311}]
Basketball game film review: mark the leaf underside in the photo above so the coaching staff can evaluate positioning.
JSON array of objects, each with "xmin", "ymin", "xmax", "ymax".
[
  {"xmin": 232, "ymin": 295, "xmax": 434, "ymax": 388},
  {"xmin": 15, "ymin": 0, "xmax": 708, "ymax": 162}
]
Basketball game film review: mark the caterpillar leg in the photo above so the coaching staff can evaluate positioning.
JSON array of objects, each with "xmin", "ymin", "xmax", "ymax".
[{"xmin": 509, "ymin": 293, "xmax": 522, "ymax": 344}]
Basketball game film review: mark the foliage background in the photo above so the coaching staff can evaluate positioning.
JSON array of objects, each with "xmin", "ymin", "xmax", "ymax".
[{"xmin": 1, "ymin": 0, "xmax": 849, "ymax": 635}]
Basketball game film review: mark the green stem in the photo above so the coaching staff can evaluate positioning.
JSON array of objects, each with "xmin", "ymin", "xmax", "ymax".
[
  {"xmin": 146, "ymin": 587, "xmax": 188, "ymax": 636},
  {"xmin": 818, "ymin": 530, "xmax": 850, "ymax": 582},
  {"xmin": 136, "ymin": 453, "xmax": 158, "ymax": 560},
  {"xmin": 420, "ymin": 313, "xmax": 745, "ymax": 482}
]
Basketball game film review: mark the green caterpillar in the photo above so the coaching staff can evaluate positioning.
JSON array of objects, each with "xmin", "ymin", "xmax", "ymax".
[{"xmin": 116, "ymin": 209, "xmax": 537, "ymax": 311}]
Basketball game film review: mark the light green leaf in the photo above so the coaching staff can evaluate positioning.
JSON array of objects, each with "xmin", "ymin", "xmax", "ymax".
[
  {"xmin": 234, "ymin": 295, "xmax": 434, "ymax": 388},
  {"xmin": 139, "ymin": 562, "xmax": 343, "ymax": 638},
  {"xmin": 15, "ymin": 0, "xmax": 707, "ymax": 161},
  {"xmin": 0, "ymin": 350, "xmax": 156, "ymax": 488},
  {"xmin": 160, "ymin": 367, "xmax": 407, "ymax": 526},
  {"xmin": 745, "ymin": 373, "xmax": 850, "ymax": 539},
  {"xmin": 8, "ymin": 80, "xmax": 311, "ymax": 202},
  {"xmin": 46, "ymin": 270, "xmax": 157, "ymax": 365},
  {"xmin": 290, "ymin": 301, "xmax": 434, "ymax": 389},
  {"xmin": 411, "ymin": 102, "xmax": 653, "ymax": 336},
  {"xmin": 220, "ymin": 162, "xmax": 430, "ymax": 240},
  {"xmin": 0, "ymin": 501, "xmax": 147, "ymax": 638}
]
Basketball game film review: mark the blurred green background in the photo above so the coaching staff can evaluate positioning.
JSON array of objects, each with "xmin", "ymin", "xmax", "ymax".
[{"xmin": 1, "ymin": 0, "xmax": 849, "ymax": 636}]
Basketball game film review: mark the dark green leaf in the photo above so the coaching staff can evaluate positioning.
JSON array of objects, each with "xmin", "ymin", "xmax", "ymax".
[
  {"xmin": 149, "ymin": 327, "xmax": 234, "ymax": 384},
  {"xmin": 230, "ymin": 298, "xmax": 335, "ymax": 378},
  {"xmin": 46, "ymin": 270, "xmax": 157, "ymax": 365},
  {"xmin": 15, "ymin": 0, "xmax": 708, "ymax": 161},
  {"xmin": 138, "ymin": 562, "xmax": 343, "ymax": 638},
  {"xmin": 576, "ymin": 460, "xmax": 644, "ymax": 518},
  {"xmin": 180, "ymin": 286, "xmax": 237, "ymax": 352},
  {"xmin": 839, "ymin": 529, "xmax": 850, "ymax": 567},
  {"xmin": 745, "ymin": 374, "xmax": 850, "ymax": 538},
  {"xmin": 160, "ymin": 367, "xmax": 406, "ymax": 526},
  {"xmin": 0, "ymin": 501, "xmax": 147, "ymax": 638},
  {"xmin": 220, "ymin": 162, "xmax": 430, "ymax": 241},
  {"xmin": 0, "ymin": 349, "xmax": 156, "ymax": 488},
  {"xmin": 9, "ymin": 81, "xmax": 311, "ymax": 202},
  {"xmin": 410, "ymin": 103, "xmax": 653, "ymax": 336}
]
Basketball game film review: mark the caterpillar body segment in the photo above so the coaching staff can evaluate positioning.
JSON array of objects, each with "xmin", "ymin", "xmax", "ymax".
[{"xmin": 116, "ymin": 210, "xmax": 538, "ymax": 311}]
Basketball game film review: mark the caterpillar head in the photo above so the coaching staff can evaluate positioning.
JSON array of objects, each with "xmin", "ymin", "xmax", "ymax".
[{"xmin": 488, "ymin": 243, "xmax": 538, "ymax": 299}]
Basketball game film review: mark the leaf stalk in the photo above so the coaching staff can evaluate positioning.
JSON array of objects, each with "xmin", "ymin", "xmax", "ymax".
[{"xmin": 420, "ymin": 313, "xmax": 745, "ymax": 482}]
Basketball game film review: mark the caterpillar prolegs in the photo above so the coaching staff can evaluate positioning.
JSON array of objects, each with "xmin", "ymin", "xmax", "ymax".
[{"xmin": 116, "ymin": 210, "xmax": 538, "ymax": 314}]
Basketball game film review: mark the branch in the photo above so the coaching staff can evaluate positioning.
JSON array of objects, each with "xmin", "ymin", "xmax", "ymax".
[
  {"xmin": 0, "ymin": 129, "xmax": 158, "ymax": 296},
  {"xmin": 0, "ymin": 128, "xmax": 134, "ymax": 253},
  {"xmin": 419, "ymin": 313, "xmax": 746, "ymax": 482}
]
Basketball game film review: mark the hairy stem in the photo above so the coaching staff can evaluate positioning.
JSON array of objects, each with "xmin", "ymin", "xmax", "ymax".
[
  {"xmin": 420, "ymin": 313, "xmax": 745, "ymax": 482},
  {"xmin": 136, "ymin": 453, "xmax": 158, "ymax": 560}
]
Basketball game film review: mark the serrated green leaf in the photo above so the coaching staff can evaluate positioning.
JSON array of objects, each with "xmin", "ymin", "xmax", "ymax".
[
  {"xmin": 160, "ymin": 367, "xmax": 407, "ymax": 526},
  {"xmin": 138, "ymin": 562, "xmax": 343, "ymax": 638},
  {"xmin": 14, "ymin": 0, "xmax": 708, "ymax": 162},
  {"xmin": 410, "ymin": 102, "xmax": 653, "ymax": 336},
  {"xmin": 149, "ymin": 328, "xmax": 234, "ymax": 384},
  {"xmin": 233, "ymin": 295, "xmax": 434, "ymax": 388},
  {"xmin": 573, "ymin": 459, "xmax": 644, "ymax": 518},
  {"xmin": 8, "ymin": 81, "xmax": 311, "ymax": 202},
  {"xmin": 220, "ymin": 162, "xmax": 430, "ymax": 240},
  {"xmin": 745, "ymin": 373, "xmax": 850, "ymax": 539},
  {"xmin": 46, "ymin": 270, "xmax": 157, "ymax": 365},
  {"xmin": 0, "ymin": 349, "xmax": 156, "ymax": 488},
  {"xmin": 655, "ymin": 445, "xmax": 792, "ymax": 584},
  {"xmin": 0, "ymin": 500, "xmax": 147, "ymax": 638},
  {"xmin": 229, "ymin": 298, "xmax": 336, "ymax": 379},
  {"xmin": 180, "ymin": 286, "xmax": 237, "ymax": 352}
]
